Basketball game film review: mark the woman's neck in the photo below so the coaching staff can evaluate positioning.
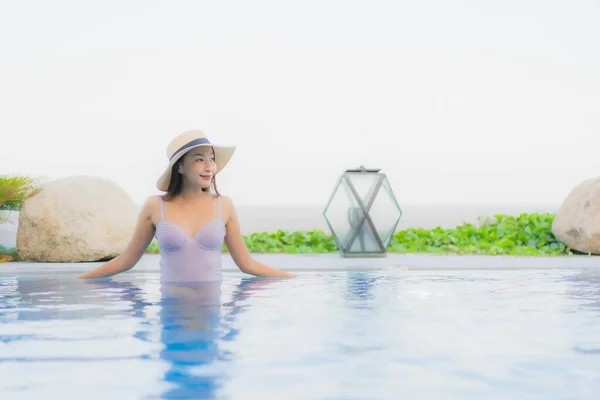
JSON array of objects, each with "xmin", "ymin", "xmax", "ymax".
[{"xmin": 178, "ymin": 186, "xmax": 213, "ymax": 200}]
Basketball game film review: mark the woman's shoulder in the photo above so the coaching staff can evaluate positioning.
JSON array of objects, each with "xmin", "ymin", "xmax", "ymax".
[
  {"xmin": 139, "ymin": 195, "xmax": 164, "ymax": 215},
  {"xmin": 143, "ymin": 194, "xmax": 164, "ymax": 205},
  {"xmin": 217, "ymin": 194, "xmax": 235, "ymax": 209}
]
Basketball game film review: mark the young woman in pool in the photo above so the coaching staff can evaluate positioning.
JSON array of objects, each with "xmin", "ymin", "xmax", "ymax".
[{"xmin": 77, "ymin": 129, "xmax": 295, "ymax": 281}]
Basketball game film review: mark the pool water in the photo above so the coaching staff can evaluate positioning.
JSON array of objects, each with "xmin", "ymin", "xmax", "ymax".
[{"xmin": 1, "ymin": 269, "xmax": 599, "ymax": 399}]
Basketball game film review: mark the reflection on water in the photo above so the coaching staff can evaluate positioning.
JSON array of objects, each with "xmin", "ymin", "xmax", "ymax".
[
  {"xmin": 157, "ymin": 283, "xmax": 223, "ymax": 398},
  {"xmin": 345, "ymin": 271, "xmax": 381, "ymax": 303},
  {"xmin": 0, "ymin": 274, "xmax": 280, "ymax": 399},
  {"xmin": 1, "ymin": 269, "xmax": 600, "ymax": 399},
  {"xmin": 562, "ymin": 269, "xmax": 600, "ymax": 357},
  {"xmin": 157, "ymin": 278, "xmax": 279, "ymax": 399}
]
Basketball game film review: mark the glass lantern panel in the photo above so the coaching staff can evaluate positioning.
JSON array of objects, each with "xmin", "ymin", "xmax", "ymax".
[
  {"xmin": 323, "ymin": 177, "xmax": 365, "ymax": 250},
  {"xmin": 347, "ymin": 219, "xmax": 383, "ymax": 253},
  {"xmin": 367, "ymin": 177, "xmax": 403, "ymax": 247},
  {"xmin": 344, "ymin": 173, "xmax": 380, "ymax": 205}
]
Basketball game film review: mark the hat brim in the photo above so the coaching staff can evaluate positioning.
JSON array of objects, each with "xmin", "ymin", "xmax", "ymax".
[{"xmin": 156, "ymin": 143, "xmax": 236, "ymax": 191}]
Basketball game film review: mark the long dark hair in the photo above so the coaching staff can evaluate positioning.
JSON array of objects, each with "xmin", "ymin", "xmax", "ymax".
[{"xmin": 163, "ymin": 152, "xmax": 220, "ymax": 201}]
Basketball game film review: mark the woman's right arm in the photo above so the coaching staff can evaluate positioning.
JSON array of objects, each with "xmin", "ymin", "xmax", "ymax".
[{"xmin": 76, "ymin": 196, "xmax": 159, "ymax": 279}]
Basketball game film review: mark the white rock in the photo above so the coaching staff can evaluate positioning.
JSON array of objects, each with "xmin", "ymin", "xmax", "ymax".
[
  {"xmin": 16, "ymin": 176, "xmax": 139, "ymax": 262},
  {"xmin": 552, "ymin": 177, "xmax": 600, "ymax": 255}
]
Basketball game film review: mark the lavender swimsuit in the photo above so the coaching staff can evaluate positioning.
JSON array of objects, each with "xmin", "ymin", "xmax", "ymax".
[{"xmin": 155, "ymin": 196, "xmax": 226, "ymax": 283}]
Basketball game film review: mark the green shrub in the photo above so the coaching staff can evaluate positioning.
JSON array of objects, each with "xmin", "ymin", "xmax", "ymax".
[
  {"xmin": 0, "ymin": 175, "xmax": 40, "ymax": 211},
  {"xmin": 143, "ymin": 212, "xmax": 573, "ymax": 256},
  {"xmin": 389, "ymin": 212, "xmax": 569, "ymax": 256},
  {"xmin": 0, "ymin": 245, "xmax": 19, "ymax": 261}
]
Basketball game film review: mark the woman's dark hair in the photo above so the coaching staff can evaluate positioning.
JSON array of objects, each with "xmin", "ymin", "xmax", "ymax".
[{"xmin": 163, "ymin": 151, "xmax": 220, "ymax": 201}]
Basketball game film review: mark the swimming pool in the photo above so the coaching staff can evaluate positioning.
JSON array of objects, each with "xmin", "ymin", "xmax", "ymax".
[{"xmin": 1, "ymin": 269, "xmax": 599, "ymax": 399}]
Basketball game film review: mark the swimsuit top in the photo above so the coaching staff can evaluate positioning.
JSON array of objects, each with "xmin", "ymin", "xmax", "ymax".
[{"xmin": 154, "ymin": 196, "xmax": 226, "ymax": 283}]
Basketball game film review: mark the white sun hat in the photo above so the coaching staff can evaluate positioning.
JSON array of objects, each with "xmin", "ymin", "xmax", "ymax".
[{"xmin": 156, "ymin": 129, "xmax": 236, "ymax": 191}]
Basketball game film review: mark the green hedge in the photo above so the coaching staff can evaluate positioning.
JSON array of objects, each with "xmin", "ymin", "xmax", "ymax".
[
  {"xmin": 0, "ymin": 212, "xmax": 577, "ymax": 261},
  {"xmin": 145, "ymin": 212, "xmax": 572, "ymax": 256},
  {"xmin": 388, "ymin": 212, "xmax": 570, "ymax": 256}
]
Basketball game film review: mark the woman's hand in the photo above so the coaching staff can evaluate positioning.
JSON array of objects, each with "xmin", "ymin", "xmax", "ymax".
[{"xmin": 221, "ymin": 196, "xmax": 296, "ymax": 278}]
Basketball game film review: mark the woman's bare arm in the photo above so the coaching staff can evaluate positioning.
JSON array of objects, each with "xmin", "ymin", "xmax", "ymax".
[
  {"xmin": 76, "ymin": 196, "xmax": 159, "ymax": 279},
  {"xmin": 222, "ymin": 196, "xmax": 295, "ymax": 278}
]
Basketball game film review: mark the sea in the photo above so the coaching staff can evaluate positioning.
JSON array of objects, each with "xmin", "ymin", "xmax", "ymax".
[{"xmin": 234, "ymin": 203, "xmax": 560, "ymax": 234}]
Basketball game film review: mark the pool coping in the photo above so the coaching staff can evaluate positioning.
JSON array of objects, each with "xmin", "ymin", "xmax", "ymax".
[{"xmin": 2, "ymin": 252, "xmax": 599, "ymax": 276}]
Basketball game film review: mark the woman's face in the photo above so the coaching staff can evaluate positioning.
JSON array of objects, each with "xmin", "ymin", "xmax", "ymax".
[{"xmin": 178, "ymin": 146, "xmax": 216, "ymax": 189}]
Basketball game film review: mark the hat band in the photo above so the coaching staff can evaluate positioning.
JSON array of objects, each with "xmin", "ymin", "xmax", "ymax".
[{"xmin": 170, "ymin": 137, "xmax": 211, "ymax": 160}]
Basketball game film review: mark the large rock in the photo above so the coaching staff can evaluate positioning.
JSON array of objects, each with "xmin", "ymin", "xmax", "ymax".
[
  {"xmin": 16, "ymin": 176, "xmax": 139, "ymax": 262},
  {"xmin": 552, "ymin": 177, "xmax": 600, "ymax": 255}
]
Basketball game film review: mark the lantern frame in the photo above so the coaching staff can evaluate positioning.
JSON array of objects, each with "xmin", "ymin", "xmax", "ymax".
[{"xmin": 323, "ymin": 166, "xmax": 402, "ymax": 258}]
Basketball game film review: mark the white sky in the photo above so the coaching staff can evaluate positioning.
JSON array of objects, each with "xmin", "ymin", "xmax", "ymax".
[{"xmin": 1, "ymin": 0, "xmax": 598, "ymax": 206}]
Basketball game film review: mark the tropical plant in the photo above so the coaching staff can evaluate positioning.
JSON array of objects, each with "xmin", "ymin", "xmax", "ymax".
[
  {"xmin": 0, "ymin": 175, "xmax": 40, "ymax": 211},
  {"xmin": 0, "ymin": 245, "xmax": 19, "ymax": 262}
]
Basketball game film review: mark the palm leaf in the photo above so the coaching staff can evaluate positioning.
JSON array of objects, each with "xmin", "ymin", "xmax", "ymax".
[{"xmin": 0, "ymin": 175, "xmax": 41, "ymax": 211}]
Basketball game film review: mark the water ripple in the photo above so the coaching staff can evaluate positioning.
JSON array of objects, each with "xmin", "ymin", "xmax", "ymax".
[{"xmin": 0, "ymin": 269, "xmax": 599, "ymax": 399}]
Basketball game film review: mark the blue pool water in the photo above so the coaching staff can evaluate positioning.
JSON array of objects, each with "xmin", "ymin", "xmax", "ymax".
[{"xmin": 1, "ymin": 269, "xmax": 599, "ymax": 399}]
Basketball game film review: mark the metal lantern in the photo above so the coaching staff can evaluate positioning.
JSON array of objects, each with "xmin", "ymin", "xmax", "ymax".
[{"xmin": 323, "ymin": 166, "xmax": 402, "ymax": 258}]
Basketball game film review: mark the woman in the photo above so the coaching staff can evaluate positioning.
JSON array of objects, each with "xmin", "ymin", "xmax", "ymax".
[{"xmin": 77, "ymin": 129, "xmax": 295, "ymax": 281}]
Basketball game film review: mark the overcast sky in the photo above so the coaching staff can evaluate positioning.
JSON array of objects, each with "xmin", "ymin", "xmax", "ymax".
[{"xmin": 1, "ymin": 0, "xmax": 598, "ymax": 206}]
